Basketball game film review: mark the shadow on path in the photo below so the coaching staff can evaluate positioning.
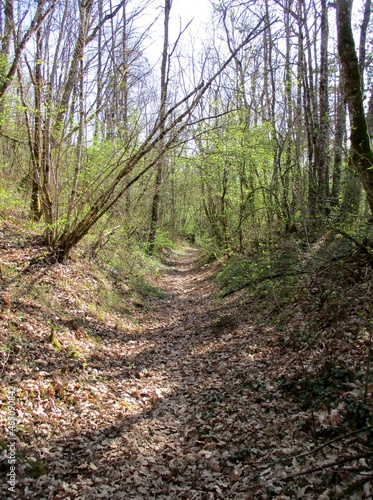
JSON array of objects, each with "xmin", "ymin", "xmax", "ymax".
[{"xmin": 4, "ymin": 247, "xmax": 288, "ymax": 499}]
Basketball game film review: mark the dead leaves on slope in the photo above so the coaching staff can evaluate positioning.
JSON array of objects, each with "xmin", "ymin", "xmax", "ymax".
[{"xmin": 0, "ymin": 234, "xmax": 372, "ymax": 498}]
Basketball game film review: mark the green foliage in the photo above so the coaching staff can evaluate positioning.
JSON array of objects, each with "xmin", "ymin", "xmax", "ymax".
[
  {"xmin": 97, "ymin": 232, "xmax": 165, "ymax": 306},
  {"xmin": 0, "ymin": 181, "xmax": 24, "ymax": 212},
  {"xmin": 150, "ymin": 229, "xmax": 174, "ymax": 254},
  {"xmin": 48, "ymin": 330, "xmax": 62, "ymax": 352},
  {"xmin": 45, "ymin": 216, "xmax": 68, "ymax": 241},
  {"xmin": 82, "ymin": 139, "xmax": 124, "ymax": 191},
  {"xmin": 25, "ymin": 459, "xmax": 47, "ymax": 479},
  {"xmin": 98, "ymin": 286, "xmax": 128, "ymax": 314},
  {"xmin": 198, "ymin": 236, "xmax": 224, "ymax": 261},
  {"xmin": 0, "ymin": 53, "xmax": 9, "ymax": 83},
  {"xmin": 335, "ymin": 219, "xmax": 373, "ymax": 245},
  {"xmin": 344, "ymin": 398, "xmax": 371, "ymax": 429},
  {"xmin": 67, "ymin": 345, "xmax": 82, "ymax": 359},
  {"xmin": 190, "ymin": 118, "xmax": 277, "ymax": 254},
  {"xmin": 216, "ymin": 255, "xmax": 256, "ymax": 292},
  {"xmin": 215, "ymin": 239, "xmax": 298, "ymax": 296}
]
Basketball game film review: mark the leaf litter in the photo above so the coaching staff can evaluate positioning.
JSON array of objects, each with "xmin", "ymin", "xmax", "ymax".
[{"xmin": 0, "ymin": 232, "xmax": 372, "ymax": 498}]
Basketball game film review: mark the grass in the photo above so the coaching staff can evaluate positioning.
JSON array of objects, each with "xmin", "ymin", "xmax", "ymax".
[{"xmin": 215, "ymin": 238, "xmax": 299, "ymax": 299}]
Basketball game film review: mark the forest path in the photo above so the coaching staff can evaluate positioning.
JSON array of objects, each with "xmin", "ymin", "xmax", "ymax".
[
  {"xmin": 1, "ymin": 245, "xmax": 304, "ymax": 499},
  {"xmin": 1, "ymin": 231, "xmax": 372, "ymax": 498},
  {"xmin": 67, "ymin": 246, "xmax": 298, "ymax": 498}
]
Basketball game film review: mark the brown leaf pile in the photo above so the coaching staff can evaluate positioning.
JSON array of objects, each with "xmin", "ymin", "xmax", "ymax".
[{"xmin": 0, "ymin": 228, "xmax": 372, "ymax": 499}]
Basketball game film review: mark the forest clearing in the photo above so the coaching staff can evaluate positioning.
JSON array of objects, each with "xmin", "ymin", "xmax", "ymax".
[{"xmin": 0, "ymin": 219, "xmax": 372, "ymax": 498}]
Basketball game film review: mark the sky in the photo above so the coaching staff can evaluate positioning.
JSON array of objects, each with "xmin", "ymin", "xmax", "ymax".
[
  {"xmin": 145, "ymin": 0, "xmax": 214, "ymax": 64},
  {"xmin": 171, "ymin": 0, "xmax": 212, "ymax": 36}
]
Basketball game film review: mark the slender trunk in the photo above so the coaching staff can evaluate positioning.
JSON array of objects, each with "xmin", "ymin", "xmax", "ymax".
[
  {"xmin": 367, "ymin": 91, "xmax": 373, "ymax": 141},
  {"xmin": 67, "ymin": 57, "xmax": 85, "ymax": 222},
  {"xmin": 358, "ymin": 0, "xmax": 371, "ymax": 91},
  {"xmin": 283, "ymin": 0, "xmax": 294, "ymax": 231},
  {"xmin": 30, "ymin": 0, "xmax": 44, "ymax": 221},
  {"xmin": 94, "ymin": 0, "xmax": 103, "ymax": 140},
  {"xmin": 265, "ymin": 0, "xmax": 280, "ymax": 226},
  {"xmin": 148, "ymin": 0, "xmax": 171, "ymax": 253},
  {"xmin": 301, "ymin": 0, "xmax": 317, "ymax": 219},
  {"xmin": 359, "ymin": 0, "xmax": 372, "ymax": 153},
  {"xmin": 0, "ymin": 0, "xmax": 13, "ymax": 133},
  {"xmin": 294, "ymin": 0, "xmax": 304, "ymax": 212},
  {"xmin": 53, "ymin": 0, "xmax": 93, "ymax": 137},
  {"xmin": 331, "ymin": 79, "xmax": 346, "ymax": 206},
  {"xmin": 315, "ymin": 0, "xmax": 330, "ymax": 214}
]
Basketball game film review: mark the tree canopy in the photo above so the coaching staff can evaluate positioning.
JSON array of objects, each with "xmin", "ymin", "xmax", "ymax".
[{"xmin": 0, "ymin": 0, "xmax": 372, "ymax": 258}]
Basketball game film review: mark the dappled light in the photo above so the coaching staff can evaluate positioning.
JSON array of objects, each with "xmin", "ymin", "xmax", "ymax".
[
  {"xmin": 1, "ymin": 232, "xmax": 372, "ymax": 497},
  {"xmin": 1, "ymin": 0, "xmax": 373, "ymax": 496}
]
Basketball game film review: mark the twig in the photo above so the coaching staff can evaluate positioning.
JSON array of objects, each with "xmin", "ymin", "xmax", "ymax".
[
  {"xmin": 280, "ymin": 452, "xmax": 373, "ymax": 482},
  {"xmin": 279, "ymin": 426, "xmax": 373, "ymax": 464}
]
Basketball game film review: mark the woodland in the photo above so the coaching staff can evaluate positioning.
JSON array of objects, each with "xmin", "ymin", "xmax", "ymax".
[{"xmin": 0, "ymin": 0, "xmax": 373, "ymax": 497}]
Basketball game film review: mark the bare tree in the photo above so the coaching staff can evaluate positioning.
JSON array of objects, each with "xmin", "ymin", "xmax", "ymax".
[
  {"xmin": 44, "ymin": 14, "xmax": 266, "ymax": 261},
  {"xmin": 0, "ymin": 0, "xmax": 57, "ymax": 100}
]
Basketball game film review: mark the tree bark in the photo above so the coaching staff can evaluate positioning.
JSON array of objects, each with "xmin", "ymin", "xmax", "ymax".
[
  {"xmin": 147, "ymin": 0, "xmax": 171, "ymax": 254},
  {"xmin": 331, "ymin": 79, "xmax": 346, "ymax": 206},
  {"xmin": 336, "ymin": 0, "xmax": 373, "ymax": 214},
  {"xmin": 30, "ymin": 0, "xmax": 44, "ymax": 221},
  {"xmin": 315, "ymin": 0, "xmax": 330, "ymax": 213},
  {"xmin": 301, "ymin": 0, "xmax": 318, "ymax": 220}
]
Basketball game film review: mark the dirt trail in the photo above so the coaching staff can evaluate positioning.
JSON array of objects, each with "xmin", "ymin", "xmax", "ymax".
[
  {"xmin": 55, "ymin": 247, "xmax": 285, "ymax": 499},
  {"xmin": 0, "ymin": 248, "xmax": 316, "ymax": 500},
  {"xmin": 142, "ymin": 247, "xmax": 216, "ymax": 330},
  {"xmin": 2, "ymin": 235, "xmax": 372, "ymax": 498}
]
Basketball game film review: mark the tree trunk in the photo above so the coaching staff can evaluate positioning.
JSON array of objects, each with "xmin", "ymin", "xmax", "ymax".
[
  {"xmin": 53, "ymin": 0, "xmax": 93, "ymax": 136},
  {"xmin": 314, "ymin": 0, "xmax": 330, "ymax": 214},
  {"xmin": 0, "ymin": 0, "xmax": 13, "ymax": 133},
  {"xmin": 331, "ymin": 79, "xmax": 346, "ymax": 206},
  {"xmin": 301, "ymin": 0, "xmax": 318, "ymax": 220},
  {"xmin": 336, "ymin": 0, "xmax": 373, "ymax": 214},
  {"xmin": 147, "ymin": 0, "xmax": 171, "ymax": 253},
  {"xmin": 30, "ymin": 0, "xmax": 44, "ymax": 221}
]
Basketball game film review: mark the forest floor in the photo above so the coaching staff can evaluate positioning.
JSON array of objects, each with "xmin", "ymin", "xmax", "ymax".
[{"xmin": 0, "ymin": 223, "xmax": 373, "ymax": 499}]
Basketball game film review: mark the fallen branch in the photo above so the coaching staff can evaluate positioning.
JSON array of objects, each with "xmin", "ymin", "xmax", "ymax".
[
  {"xmin": 279, "ymin": 451, "xmax": 373, "ymax": 482},
  {"xmin": 278, "ymin": 426, "xmax": 373, "ymax": 465},
  {"xmin": 222, "ymin": 270, "xmax": 309, "ymax": 297},
  {"xmin": 337, "ymin": 229, "xmax": 373, "ymax": 261}
]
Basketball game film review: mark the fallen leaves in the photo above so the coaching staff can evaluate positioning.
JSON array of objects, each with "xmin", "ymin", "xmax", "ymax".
[{"xmin": 0, "ymin": 239, "xmax": 372, "ymax": 498}]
